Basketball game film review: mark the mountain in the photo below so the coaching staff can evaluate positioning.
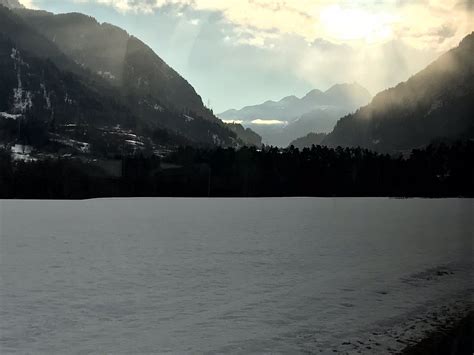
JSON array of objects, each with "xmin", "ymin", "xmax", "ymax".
[
  {"xmin": 0, "ymin": 9, "xmax": 148, "ymax": 155},
  {"xmin": 218, "ymin": 83, "xmax": 371, "ymax": 147},
  {"xmin": 0, "ymin": 5, "xmax": 240, "ymax": 155},
  {"xmin": 289, "ymin": 133, "xmax": 327, "ymax": 150},
  {"xmin": 219, "ymin": 83, "xmax": 371, "ymax": 122},
  {"xmin": 13, "ymin": 8, "xmax": 239, "ymax": 145},
  {"xmin": 225, "ymin": 123, "xmax": 262, "ymax": 147},
  {"xmin": 15, "ymin": 9, "xmax": 215, "ymax": 119},
  {"xmin": 323, "ymin": 33, "xmax": 474, "ymax": 152}
]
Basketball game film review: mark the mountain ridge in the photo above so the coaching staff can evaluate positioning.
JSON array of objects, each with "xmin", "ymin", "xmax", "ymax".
[
  {"xmin": 218, "ymin": 82, "xmax": 371, "ymax": 146},
  {"xmin": 15, "ymin": 8, "xmax": 217, "ymax": 123},
  {"xmin": 219, "ymin": 83, "xmax": 370, "ymax": 120},
  {"xmin": 322, "ymin": 32, "xmax": 474, "ymax": 152},
  {"xmin": 0, "ymin": 5, "xmax": 241, "ymax": 152}
]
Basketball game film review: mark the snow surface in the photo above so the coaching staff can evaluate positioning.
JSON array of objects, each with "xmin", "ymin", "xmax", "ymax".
[
  {"xmin": 63, "ymin": 93, "xmax": 74, "ymax": 105},
  {"xmin": 184, "ymin": 114, "xmax": 195, "ymax": 122},
  {"xmin": 51, "ymin": 137, "xmax": 90, "ymax": 153},
  {"xmin": 10, "ymin": 48, "xmax": 33, "ymax": 114},
  {"xmin": 0, "ymin": 112, "xmax": 21, "ymax": 120},
  {"xmin": 153, "ymin": 104, "xmax": 164, "ymax": 112},
  {"xmin": 212, "ymin": 133, "xmax": 221, "ymax": 145},
  {"xmin": 125, "ymin": 139, "xmax": 145, "ymax": 146},
  {"xmin": 40, "ymin": 83, "xmax": 51, "ymax": 110},
  {"xmin": 11, "ymin": 144, "xmax": 32, "ymax": 154},
  {"xmin": 10, "ymin": 144, "xmax": 36, "ymax": 161},
  {"xmin": 13, "ymin": 85, "xmax": 32, "ymax": 113},
  {"xmin": 97, "ymin": 71, "xmax": 116, "ymax": 80},
  {"xmin": 0, "ymin": 198, "xmax": 472, "ymax": 354}
]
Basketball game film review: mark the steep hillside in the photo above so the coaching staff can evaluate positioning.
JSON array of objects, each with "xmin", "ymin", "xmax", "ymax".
[
  {"xmin": 323, "ymin": 33, "xmax": 474, "ymax": 152},
  {"xmin": 15, "ymin": 9, "xmax": 218, "ymax": 122},
  {"xmin": 0, "ymin": 32, "xmax": 153, "ymax": 155},
  {"xmin": 289, "ymin": 133, "xmax": 327, "ymax": 150},
  {"xmin": 226, "ymin": 123, "xmax": 262, "ymax": 147},
  {"xmin": 0, "ymin": 6, "xmax": 238, "ymax": 149}
]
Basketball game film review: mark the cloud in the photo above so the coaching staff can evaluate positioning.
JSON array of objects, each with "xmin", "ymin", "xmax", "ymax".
[
  {"xmin": 18, "ymin": 0, "xmax": 38, "ymax": 8},
  {"xmin": 433, "ymin": 24, "xmax": 457, "ymax": 43},
  {"xmin": 251, "ymin": 119, "xmax": 287, "ymax": 125},
  {"xmin": 72, "ymin": 0, "xmax": 473, "ymax": 50},
  {"xmin": 41, "ymin": 0, "xmax": 471, "ymax": 112}
]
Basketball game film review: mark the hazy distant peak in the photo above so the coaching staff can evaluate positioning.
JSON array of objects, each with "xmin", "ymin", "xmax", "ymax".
[
  {"xmin": 263, "ymin": 100, "xmax": 276, "ymax": 105},
  {"xmin": 218, "ymin": 82, "xmax": 372, "ymax": 147},
  {"xmin": 279, "ymin": 95, "xmax": 299, "ymax": 104},
  {"xmin": 0, "ymin": 0, "xmax": 24, "ymax": 9},
  {"xmin": 302, "ymin": 89, "xmax": 324, "ymax": 100},
  {"xmin": 325, "ymin": 82, "xmax": 370, "ymax": 95}
]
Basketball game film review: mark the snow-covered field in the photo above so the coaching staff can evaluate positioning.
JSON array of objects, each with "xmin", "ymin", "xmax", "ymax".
[{"xmin": 0, "ymin": 198, "xmax": 472, "ymax": 354}]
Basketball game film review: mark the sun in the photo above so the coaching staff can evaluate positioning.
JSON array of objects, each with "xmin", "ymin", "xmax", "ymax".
[{"xmin": 319, "ymin": 5, "xmax": 395, "ymax": 43}]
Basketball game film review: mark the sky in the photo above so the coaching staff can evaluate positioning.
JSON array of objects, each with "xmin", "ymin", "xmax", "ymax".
[{"xmin": 19, "ymin": 0, "xmax": 474, "ymax": 113}]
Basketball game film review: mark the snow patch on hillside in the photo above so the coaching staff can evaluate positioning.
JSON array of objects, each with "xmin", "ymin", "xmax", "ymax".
[
  {"xmin": 11, "ymin": 48, "xmax": 33, "ymax": 114},
  {"xmin": 13, "ymin": 86, "xmax": 32, "ymax": 113},
  {"xmin": 126, "ymin": 139, "xmax": 145, "ymax": 147},
  {"xmin": 64, "ymin": 93, "xmax": 74, "ymax": 105},
  {"xmin": 0, "ymin": 112, "xmax": 22, "ymax": 120},
  {"xmin": 40, "ymin": 83, "xmax": 51, "ymax": 110},
  {"xmin": 97, "ymin": 71, "xmax": 116, "ymax": 80},
  {"xmin": 11, "ymin": 144, "xmax": 36, "ymax": 162},
  {"xmin": 212, "ymin": 133, "xmax": 221, "ymax": 145},
  {"xmin": 51, "ymin": 137, "xmax": 90, "ymax": 153}
]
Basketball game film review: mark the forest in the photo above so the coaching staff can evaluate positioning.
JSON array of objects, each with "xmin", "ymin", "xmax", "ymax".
[{"xmin": 1, "ymin": 140, "xmax": 472, "ymax": 199}]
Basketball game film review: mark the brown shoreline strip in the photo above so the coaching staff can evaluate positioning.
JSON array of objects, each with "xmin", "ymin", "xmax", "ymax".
[{"xmin": 401, "ymin": 312, "xmax": 473, "ymax": 355}]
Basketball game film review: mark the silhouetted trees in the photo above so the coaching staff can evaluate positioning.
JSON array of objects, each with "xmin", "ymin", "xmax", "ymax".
[{"xmin": 1, "ymin": 141, "xmax": 472, "ymax": 199}]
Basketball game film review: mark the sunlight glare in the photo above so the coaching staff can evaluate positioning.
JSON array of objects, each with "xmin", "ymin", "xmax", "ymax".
[{"xmin": 320, "ymin": 5, "xmax": 395, "ymax": 43}]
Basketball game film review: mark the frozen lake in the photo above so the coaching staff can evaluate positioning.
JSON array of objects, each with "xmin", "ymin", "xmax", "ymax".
[{"xmin": 0, "ymin": 198, "xmax": 472, "ymax": 354}]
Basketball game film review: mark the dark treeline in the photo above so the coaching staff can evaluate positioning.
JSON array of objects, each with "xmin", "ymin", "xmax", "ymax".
[{"xmin": 1, "ymin": 141, "xmax": 473, "ymax": 199}]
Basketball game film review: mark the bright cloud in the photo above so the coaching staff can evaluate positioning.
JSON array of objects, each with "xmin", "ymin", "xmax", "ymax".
[
  {"xmin": 71, "ymin": 0, "xmax": 473, "ymax": 50},
  {"xmin": 319, "ymin": 5, "xmax": 396, "ymax": 43},
  {"xmin": 251, "ymin": 119, "xmax": 287, "ymax": 126},
  {"xmin": 18, "ymin": 0, "xmax": 37, "ymax": 8}
]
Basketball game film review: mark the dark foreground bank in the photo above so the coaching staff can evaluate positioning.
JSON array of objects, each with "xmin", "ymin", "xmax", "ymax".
[
  {"xmin": 401, "ymin": 312, "xmax": 473, "ymax": 355},
  {"xmin": 1, "ymin": 141, "xmax": 473, "ymax": 199}
]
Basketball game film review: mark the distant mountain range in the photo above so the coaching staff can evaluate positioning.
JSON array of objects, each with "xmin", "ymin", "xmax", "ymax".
[
  {"xmin": 218, "ymin": 83, "xmax": 371, "ymax": 146},
  {"xmin": 0, "ymin": 4, "xmax": 260, "ymax": 158},
  {"xmin": 320, "ymin": 32, "xmax": 474, "ymax": 152}
]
